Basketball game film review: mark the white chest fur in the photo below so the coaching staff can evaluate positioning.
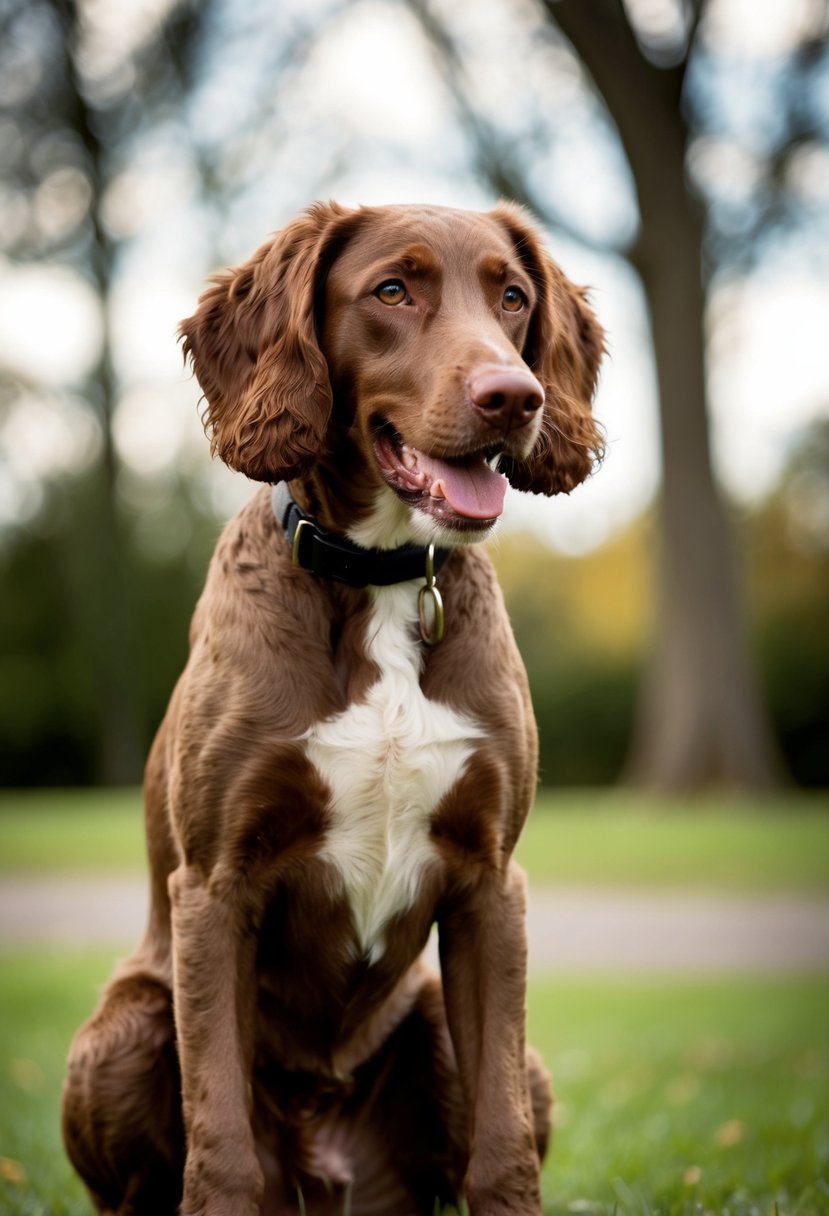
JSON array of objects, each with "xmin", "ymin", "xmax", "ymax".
[{"xmin": 306, "ymin": 583, "xmax": 481, "ymax": 962}]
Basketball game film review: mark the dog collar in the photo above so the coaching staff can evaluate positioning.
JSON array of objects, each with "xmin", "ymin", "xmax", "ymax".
[{"xmin": 272, "ymin": 484, "xmax": 449, "ymax": 643}]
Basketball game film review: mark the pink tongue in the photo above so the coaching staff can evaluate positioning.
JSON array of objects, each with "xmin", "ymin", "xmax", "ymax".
[{"xmin": 418, "ymin": 453, "xmax": 507, "ymax": 520}]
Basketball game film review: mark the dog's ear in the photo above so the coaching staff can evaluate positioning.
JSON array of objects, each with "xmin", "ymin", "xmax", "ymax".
[
  {"xmin": 180, "ymin": 202, "xmax": 360, "ymax": 482},
  {"xmin": 493, "ymin": 203, "xmax": 605, "ymax": 496}
]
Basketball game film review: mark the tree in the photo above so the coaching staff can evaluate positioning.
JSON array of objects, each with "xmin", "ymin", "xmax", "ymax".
[
  {"xmin": 0, "ymin": 0, "xmax": 209, "ymax": 780},
  {"xmin": 548, "ymin": 0, "xmax": 776, "ymax": 789},
  {"xmin": 410, "ymin": 0, "xmax": 829, "ymax": 789}
]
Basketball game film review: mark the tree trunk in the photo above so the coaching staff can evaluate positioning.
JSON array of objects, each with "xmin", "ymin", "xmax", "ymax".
[
  {"xmin": 626, "ymin": 185, "xmax": 781, "ymax": 788},
  {"xmin": 54, "ymin": 0, "xmax": 143, "ymax": 783},
  {"xmin": 546, "ymin": 0, "xmax": 782, "ymax": 789}
]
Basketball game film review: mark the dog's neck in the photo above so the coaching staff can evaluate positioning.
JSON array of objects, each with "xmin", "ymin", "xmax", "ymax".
[{"xmin": 273, "ymin": 483, "xmax": 450, "ymax": 591}]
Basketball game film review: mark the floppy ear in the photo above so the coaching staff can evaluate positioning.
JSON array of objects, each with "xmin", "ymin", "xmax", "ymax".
[
  {"xmin": 179, "ymin": 201, "xmax": 359, "ymax": 482},
  {"xmin": 493, "ymin": 203, "xmax": 605, "ymax": 496}
]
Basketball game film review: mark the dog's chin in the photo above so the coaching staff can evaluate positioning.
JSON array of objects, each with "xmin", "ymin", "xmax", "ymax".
[
  {"xmin": 400, "ymin": 490, "xmax": 498, "ymax": 538},
  {"xmin": 345, "ymin": 483, "xmax": 497, "ymax": 553},
  {"xmin": 371, "ymin": 424, "xmax": 506, "ymax": 546},
  {"xmin": 403, "ymin": 495, "xmax": 499, "ymax": 549}
]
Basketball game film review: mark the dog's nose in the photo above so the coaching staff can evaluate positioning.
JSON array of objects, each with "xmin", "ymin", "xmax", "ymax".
[{"xmin": 469, "ymin": 365, "xmax": 544, "ymax": 430}]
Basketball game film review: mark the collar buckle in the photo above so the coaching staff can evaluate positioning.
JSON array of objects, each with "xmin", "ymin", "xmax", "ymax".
[{"xmin": 291, "ymin": 518, "xmax": 313, "ymax": 569}]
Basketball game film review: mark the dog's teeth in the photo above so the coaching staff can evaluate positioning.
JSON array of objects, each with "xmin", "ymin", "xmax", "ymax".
[
  {"xmin": 400, "ymin": 446, "xmax": 417, "ymax": 471},
  {"xmin": 430, "ymin": 480, "xmax": 446, "ymax": 500}
]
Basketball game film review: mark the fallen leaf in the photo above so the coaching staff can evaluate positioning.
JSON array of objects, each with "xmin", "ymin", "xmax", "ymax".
[
  {"xmin": 0, "ymin": 1157, "xmax": 26, "ymax": 1185},
  {"xmin": 715, "ymin": 1118, "xmax": 746, "ymax": 1146}
]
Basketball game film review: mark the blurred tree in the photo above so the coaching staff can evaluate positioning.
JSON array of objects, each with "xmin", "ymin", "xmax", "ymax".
[
  {"xmin": 409, "ymin": 0, "xmax": 829, "ymax": 790},
  {"xmin": 0, "ymin": 0, "xmax": 213, "ymax": 781},
  {"xmin": 547, "ymin": 0, "xmax": 779, "ymax": 791},
  {"xmin": 0, "ymin": 469, "xmax": 221, "ymax": 785}
]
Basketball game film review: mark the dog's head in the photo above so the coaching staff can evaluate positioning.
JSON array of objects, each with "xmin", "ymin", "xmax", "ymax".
[{"xmin": 180, "ymin": 201, "xmax": 605, "ymax": 544}]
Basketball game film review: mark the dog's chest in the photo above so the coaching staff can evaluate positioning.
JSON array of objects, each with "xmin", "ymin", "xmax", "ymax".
[{"xmin": 305, "ymin": 585, "xmax": 480, "ymax": 961}]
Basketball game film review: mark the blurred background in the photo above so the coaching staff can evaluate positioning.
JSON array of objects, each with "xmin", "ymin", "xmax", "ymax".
[
  {"xmin": 0, "ymin": 0, "xmax": 828, "ymax": 793},
  {"xmin": 2, "ymin": 6, "xmax": 829, "ymax": 1212}
]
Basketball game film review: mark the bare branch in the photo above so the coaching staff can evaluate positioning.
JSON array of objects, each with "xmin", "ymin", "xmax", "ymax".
[{"xmin": 405, "ymin": 0, "xmax": 620, "ymax": 254}]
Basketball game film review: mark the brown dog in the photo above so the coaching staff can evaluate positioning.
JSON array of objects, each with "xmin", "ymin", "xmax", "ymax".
[{"xmin": 63, "ymin": 201, "xmax": 604, "ymax": 1216}]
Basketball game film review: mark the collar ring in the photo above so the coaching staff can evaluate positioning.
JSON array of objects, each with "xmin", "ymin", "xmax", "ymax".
[{"xmin": 419, "ymin": 543, "xmax": 445, "ymax": 645}]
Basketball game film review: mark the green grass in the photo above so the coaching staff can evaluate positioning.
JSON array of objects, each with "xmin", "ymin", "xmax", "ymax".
[
  {"xmin": 0, "ymin": 788, "xmax": 146, "ymax": 873},
  {"xmin": 1, "ymin": 787, "xmax": 828, "ymax": 893},
  {"xmin": 517, "ymin": 790, "xmax": 829, "ymax": 894},
  {"xmin": 0, "ymin": 951, "xmax": 826, "ymax": 1215},
  {"xmin": 528, "ymin": 975, "xmax": 829, "ymax": 1215}
]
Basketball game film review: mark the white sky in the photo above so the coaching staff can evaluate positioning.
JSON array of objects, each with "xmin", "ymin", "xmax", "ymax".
[{"xmin": 0, "ymin": 0, "xmax": 827, "ymax": 552}]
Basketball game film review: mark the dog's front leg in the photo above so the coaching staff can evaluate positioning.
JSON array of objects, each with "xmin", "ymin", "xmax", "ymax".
[
  {"xmin": 439, "ymin": 861, "xmax": 543, "ymax": 1216},
  {"xmin": 170, "ymin": 865, "xmax": 263, "ymax": 1216}
]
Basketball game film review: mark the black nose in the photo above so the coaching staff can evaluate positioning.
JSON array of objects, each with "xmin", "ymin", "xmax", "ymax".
[{"xmin": 469, "ymin": 365, "xmax": 544, "ymax": 429}]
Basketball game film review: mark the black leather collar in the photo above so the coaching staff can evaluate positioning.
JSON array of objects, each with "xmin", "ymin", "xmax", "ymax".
[{"xmin": 272, "ymin": 484, "xmax": 451, "ymax": 589}]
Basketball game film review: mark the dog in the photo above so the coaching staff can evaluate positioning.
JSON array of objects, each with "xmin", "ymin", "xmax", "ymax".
[{"xmin": 63, "ymin": 201, "xmax": 604, "ymax": 1216}]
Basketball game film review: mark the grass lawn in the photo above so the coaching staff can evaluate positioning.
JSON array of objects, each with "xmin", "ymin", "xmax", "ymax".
[
  {"xmin": 518, "ymin": 790, "xmax": 829, "ymax": 893},
  {"xmin": 0, "ymin": 788, "xmax": 146, "ymax": 874},
  {"xmin": 1, "ymin": 787, "xmax": 828, "ymax": 893},
  {"xmin": 0, "ymin": 951, "xmax": 827, "ymax": 1215}
]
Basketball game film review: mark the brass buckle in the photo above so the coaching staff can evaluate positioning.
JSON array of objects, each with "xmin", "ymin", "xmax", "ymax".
[
  {"xmin": 418, "ymin": 544, "xmax": 445, "ymax": 646},
  {"xmin": 292, "ymin": 518, "xmax": 312, "ymax": 568}
]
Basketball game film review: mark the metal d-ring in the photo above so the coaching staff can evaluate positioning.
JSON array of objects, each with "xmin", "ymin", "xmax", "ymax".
[{"xmin": 418, "ymin": 543, "xmax": 445, "ymax": 646}]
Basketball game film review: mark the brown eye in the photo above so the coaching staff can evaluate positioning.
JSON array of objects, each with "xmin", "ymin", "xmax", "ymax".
[
  {"xmin": 502, "ymin": 286, "xmax": 526, "ymax": 313},
  {"xmin": 375, "ymin": 280, "xmax": 407, "ymax": 306}
]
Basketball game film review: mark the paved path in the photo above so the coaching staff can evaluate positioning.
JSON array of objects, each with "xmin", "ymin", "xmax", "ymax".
[{"xmin": 2, "ymin": 876, "xmax": 828, "ymax": 972}]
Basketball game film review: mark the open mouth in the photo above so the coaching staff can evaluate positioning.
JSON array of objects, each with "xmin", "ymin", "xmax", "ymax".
[{"xmin": 373, "ymin": 423, "xmax": 507, "ymax": 531}]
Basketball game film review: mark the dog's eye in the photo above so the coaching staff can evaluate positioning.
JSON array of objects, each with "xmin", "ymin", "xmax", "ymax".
[
  {"xmin": 375, "ymin": 280, "xmax": 408, "ymax": 306},
  {"xmin": 502, "ymin": 287, "xmax": 527, "ymax": 313}
]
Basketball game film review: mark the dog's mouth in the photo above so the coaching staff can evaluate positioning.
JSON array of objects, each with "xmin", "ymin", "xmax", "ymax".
[{"xmin": 373, "ymin": 423, "xmax": 507, "ymax": 530}]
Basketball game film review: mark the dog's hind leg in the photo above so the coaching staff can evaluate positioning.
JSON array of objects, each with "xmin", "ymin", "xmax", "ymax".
[{"xmin": 62, "ymin": 967, "xmax": 184, "ymax": 1215}]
